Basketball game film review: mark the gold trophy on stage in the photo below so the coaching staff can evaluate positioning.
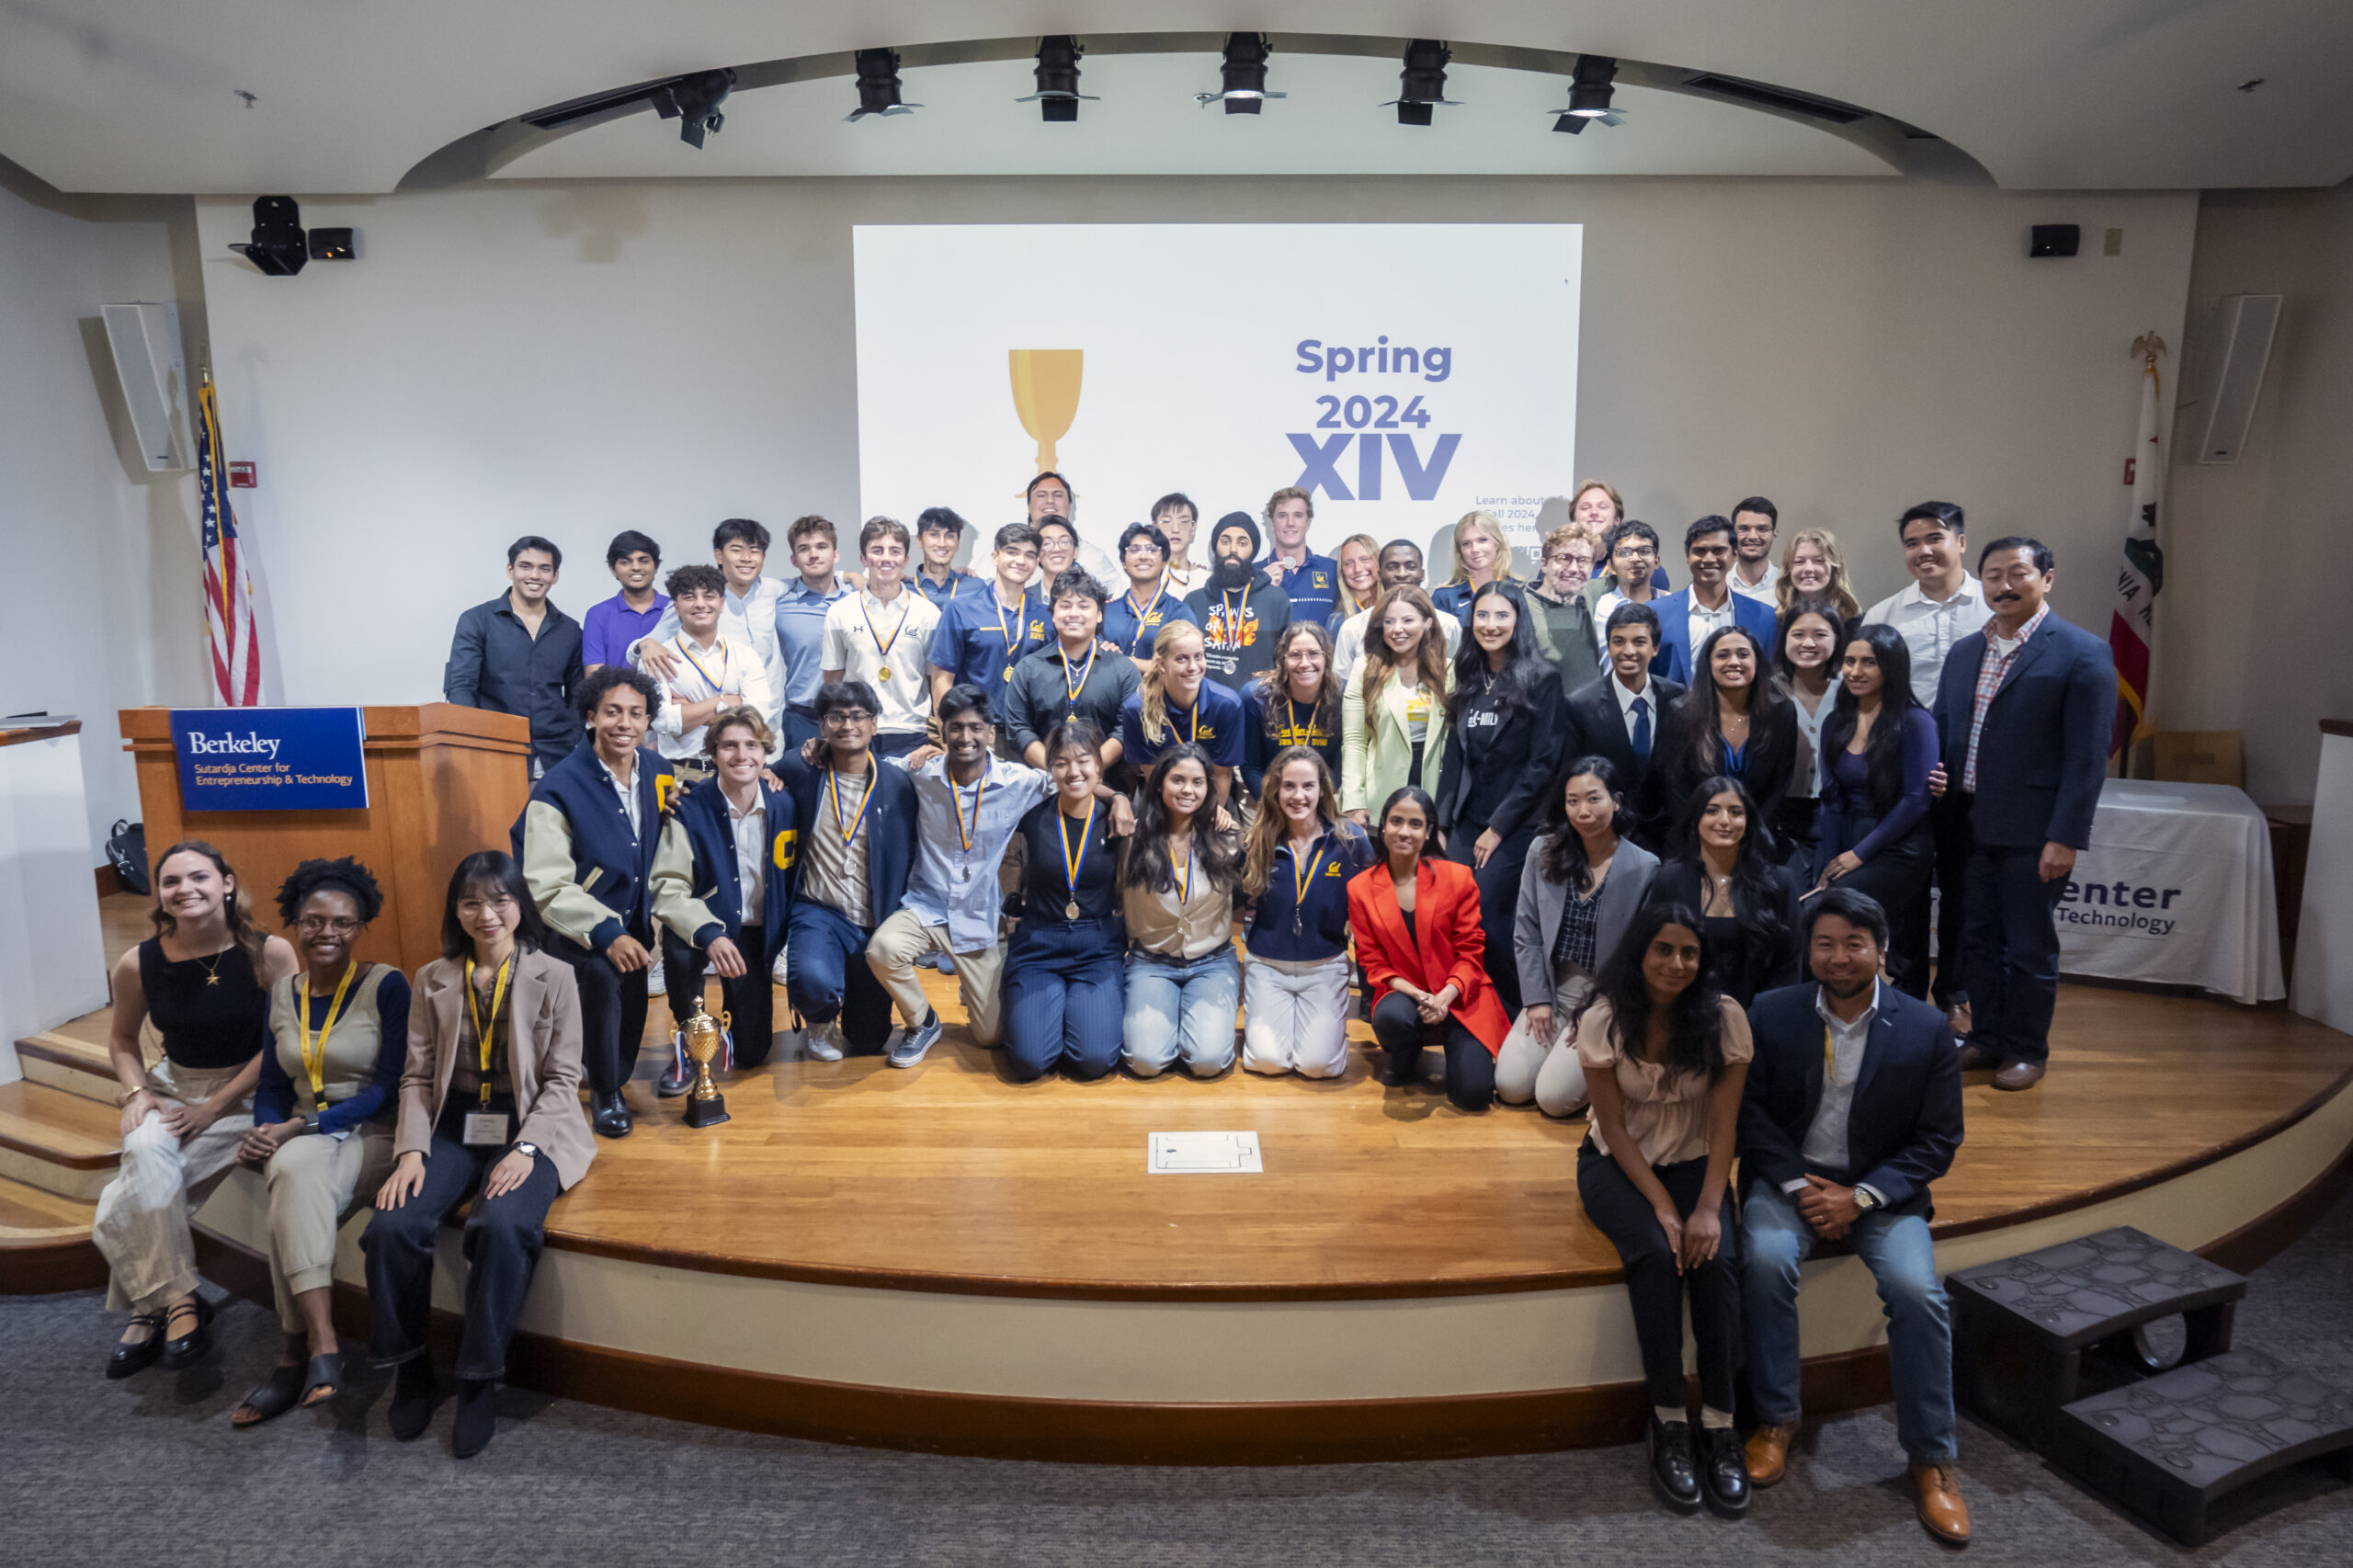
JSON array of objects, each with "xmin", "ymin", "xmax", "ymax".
[
  {"xmin": 681, "ymin": 997, "xmax": 732, "ymax": 1129},
  {"xmin": 1009, "ymin": 348, "xmax": 1083, "ymax": 473}
]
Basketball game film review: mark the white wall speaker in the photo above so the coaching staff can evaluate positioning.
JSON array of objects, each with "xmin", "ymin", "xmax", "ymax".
[
  {"xmin": 100, "ymin": 301, "xmax": 192, "ymax": 472},
  {"xmin": 2190, "ymin": 292, "xmax": 2281, "ymax": 465}
]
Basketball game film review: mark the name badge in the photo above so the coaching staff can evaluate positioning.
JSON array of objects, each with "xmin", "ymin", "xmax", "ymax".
[{"xmin": 463, "ymin": 1111, "xmax": 512, "ymax": 1147}]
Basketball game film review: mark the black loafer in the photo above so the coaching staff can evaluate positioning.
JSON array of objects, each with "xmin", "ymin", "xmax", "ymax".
[
  {"xmin": 1649, "ymin": 1415, "xmax": 1703, "ymax": 1516},
  {"xmin": 592, "ymin": 1091, "xmax": 633, "ymax": 1138},
  {"xmin": 158, "ymin": 1294, "xmax": 214, "ymax": 1369},
  {"xmin": 1700, "ymin": 1425, "xmax": 1751, "ymax": 1518},
  {"xmin": 387, "ymin": 1358, "xmax": 436, "ymax": 1441},
  {"xmin": 105, "ymin": 1313, "xmax": 165, "ymax": 1381}
]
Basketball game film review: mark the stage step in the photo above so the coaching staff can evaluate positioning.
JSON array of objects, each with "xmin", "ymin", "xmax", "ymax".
[
  {"xmin": 15, "ymin": 1028, "xmax": 121, "ymax": 1103},
  {"xmin": 2048, "ymin": 1348, "xmax": 2353, "ymax": 1546},
  {"xmin": 0, "ymin": 1174, "xmax": 102, "ymax": 1295},
  {"xmin": 1950, "ymin": 1225, "xmax": 2247, "ymax": 1448},
  {"xmin": 0, "ymin": 1081, "xmax": 123, "ymax": 1201}
]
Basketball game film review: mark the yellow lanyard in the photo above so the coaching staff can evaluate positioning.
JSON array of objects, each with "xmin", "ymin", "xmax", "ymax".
[
  {"xmin": 859, "ymin": 591, "xmax": 910, "ymax": 665},
  {"xmin": 1290, "ymin": 835, "xmax": 1328, "ymax": 907},
  {"xmin": 1062, "ymin": 642, "xmax": 1098, "ymax": 707},
  {"xmin": 673, "ymin": 634, "xmax": 729, "ymax": 692},
  {"xmin": 995, "ymin": 590, "xmax": 1028, "ymax": 679},
  {"xmin": 831, "ymin": 767, "xmax": 877, "ymax": 845},
  {"xmin": 1282, "ymin": 696, "xmax": 1319, "ymax": 745},
  {"xmin": 1123, "ymin": 585, "xmax": 1165, "ymax": 655},
  {"xmin": 1061, "ymin": 798, "xmax": 1099, "ymax": 907},
  {"xmin": 295, "ymin": 961, "xmax": 359, "ymax": 1114},
  {"xmin": 465, "ymin": 956, "xmax": 513, "ymax": 1108},
  {"xmin": 1215, "ymin": 582, "xmax": 1251, "ymax": 646},
  {"xmin": 1173, "ymin": 844, "xmax": 1193, "ymax": 904},
  {"xmin": 954, "ymin": 770, "xmax": 989, "ymax": 853}
]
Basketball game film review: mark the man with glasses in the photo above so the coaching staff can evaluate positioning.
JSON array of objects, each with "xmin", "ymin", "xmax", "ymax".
[
  {"xmin": 1103, "ymin": 522, "xmax": 1199, "ymax": 672},
  {"xmin": 772, "ymin": 681, "xmax": 917, "ymax": 1061},
  {"xmin": 1649, "ymin": 515, "xmax": 1778, "ymax": 686},
  {"xmin": 1581, "ymin": 520, "xmax": 1670, "ymax": 651}
]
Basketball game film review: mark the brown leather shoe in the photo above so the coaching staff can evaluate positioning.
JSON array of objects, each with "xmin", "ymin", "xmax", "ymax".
[
  {"xmin": 1955, "ymin": 1041, "xmax": 1999, "ymax": 1073},
  {"xmin": 1745, "ymin": 1421, "xmax": 1798, "ymax": 1488},
  {"xmin": 1991, "ymin": 1060, "xmax": 2046, "ymax": 1092},
  {"xmin": 1913, "ymin": 1461, "xmax": 1972, "ymax": 1544}
]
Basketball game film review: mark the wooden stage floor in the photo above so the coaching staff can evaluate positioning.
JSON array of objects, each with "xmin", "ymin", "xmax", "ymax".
[{"xmin": 563, "ymin": 971, "xmax": 2353, "ymax": 1300}]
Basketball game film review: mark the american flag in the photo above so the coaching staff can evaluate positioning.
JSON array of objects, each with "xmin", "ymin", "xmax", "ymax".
[{"xmin": 197, "ymin": 376, "xmax": 267, "ymax": 706}]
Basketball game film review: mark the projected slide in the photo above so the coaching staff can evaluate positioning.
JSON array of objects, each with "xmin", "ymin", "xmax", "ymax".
[{"xmin": 852, "ymin": 223, "xmax": 1580, "ymax": 563}]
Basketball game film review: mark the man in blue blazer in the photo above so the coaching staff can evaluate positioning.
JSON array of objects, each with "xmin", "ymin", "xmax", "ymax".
[
  {"xmin": 1930, "ymin": 538, "xmax": 2113, "ymax": 1091},
  {"xmin": 1737, "ymin": 889, "xmax": 1969, "ymax": 1544},
  {"xmin": 774, "ymin": 679, "xmax": 918, "ymax": 1061},
  {"xmin": 650, "ymin": 706, "xmax": 798, "ymax": 1092},
  {"xmin": 1649, "ymin": 516, "xmax": 1779, "ymax": 686}
]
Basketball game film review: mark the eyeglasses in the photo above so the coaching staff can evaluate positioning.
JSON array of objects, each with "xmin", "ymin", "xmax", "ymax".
[
  {"xmin": 296, "ymin": 915, "xmax": 361, "ymax": 935},
  {"xmin": 823, "ymin": 710, "xmax": 877, "ymax": 728}
]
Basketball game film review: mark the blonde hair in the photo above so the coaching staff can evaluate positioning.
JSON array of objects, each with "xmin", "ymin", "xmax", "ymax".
[
  {"xmin": 1543, "ymin": 520, "xmax": 1605, "ymax": 560},
  {"xmin": 1263, "ymin": 486, "xmax": 1313, "ymax": 523},
  {"xmin": 1362, "ymin": 585, "xmax": 1452, "ymax": 714},
  {"xmin": 1775, "ymin": 528, "xmax": 1862, "ymax": 620},
  {"xmin": 1443, "ymin": 510, "xmax": 1520, "ymax": 587},
  {"xmin": 1240, "ymin": 747, "xmax": 1342, "ymax": 896},
  {"xmin": 1138, "ymin": 619, "xmax": 1205, "ymax": 744},
  {"xmin": 1334, "ymin": 532, "xmax": 1381, "ymax": 616},
  {"xmin": 702, "ymin": 703, "xmax": 775, "ymax": 760},
  {"xmin": 1569, "ymin": 480, "xmax": 1625, "ymax": 524}
]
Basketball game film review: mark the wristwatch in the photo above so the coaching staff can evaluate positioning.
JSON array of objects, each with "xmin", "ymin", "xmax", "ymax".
[
  {"xmin": 1852, "ymin": 1187, "xmax": 1880, "ymax": 1211},
  {"xmin": 514, "ymin": 1142, "xmax": 541, "ymax": 1163}
]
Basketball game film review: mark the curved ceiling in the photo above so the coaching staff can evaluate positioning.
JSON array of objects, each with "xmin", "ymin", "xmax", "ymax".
[{"xmin": 1, "ymin": 2, "xmax": 2347, "ymax": 194}]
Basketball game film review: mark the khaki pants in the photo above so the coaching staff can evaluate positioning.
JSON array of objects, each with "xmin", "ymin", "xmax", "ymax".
[
  {"xmin": 261, "ymin": 1123, "xmax": 397, "ymax": 1331},
  {"xmin": 867, "ymin": 908, "xmax": 1007, "ymax": 1047},
  {"xmin": 92, "ymin": 1059, "xmax": 253, "ymax": 1315}
]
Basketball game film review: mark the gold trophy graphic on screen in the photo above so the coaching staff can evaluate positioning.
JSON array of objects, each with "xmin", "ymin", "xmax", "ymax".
[{"xmin": 1008, "ymin": 349, "xmax": 1083, "ymax": 473}]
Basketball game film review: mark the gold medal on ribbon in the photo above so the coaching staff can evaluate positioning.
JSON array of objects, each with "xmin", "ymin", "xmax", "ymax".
[
  {"xmin": 859, "ymin": 592, "xmax": 909, "ymax": 687},
  {"xmin": 1123, "ymin": 584, "xmax": 1166, "ymax": 657},
  {"xmin": 1060, "ymin": 796, "xmax": 1097, "ymax": 922}
]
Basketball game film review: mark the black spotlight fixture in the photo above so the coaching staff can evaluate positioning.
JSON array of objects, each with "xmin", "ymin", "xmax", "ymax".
[
  {"xmin": 1557, "ymin": 53, "xmax": 1618, "ymax": 133},
  {"xmin": 847, "ymin": 48, "xmax": 920, "ymax": 120},
  {"xmin": 1198, "ymin": 32, "xmax": 1284, "ymax": 114},
  {"xmin": 650, "ymin": 68, "xmax": 735, "ymax": 148},
  {"xmin": 1019, "ymin": 35, "xmax": 1096, "ymax": 121},
  {"xmin": 228, "ymin": 195, "xmax": 307, "ymax": 275},
  {"xmin": 1392, "ymin": 39, "xmax": 1456, "ymax": 127}
]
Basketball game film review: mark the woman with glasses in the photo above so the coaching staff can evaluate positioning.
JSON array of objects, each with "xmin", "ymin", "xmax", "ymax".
[{"xmin": 228, "ymin": 858, "xmax": 408, "ymax": 1426}]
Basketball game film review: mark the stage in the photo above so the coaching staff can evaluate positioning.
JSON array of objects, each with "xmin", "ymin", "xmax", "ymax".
[{"xmin": 11, "ymin": 913, "xmax": 2353, "ymax": 1463}]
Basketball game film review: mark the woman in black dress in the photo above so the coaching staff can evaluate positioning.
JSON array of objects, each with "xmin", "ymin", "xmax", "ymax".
[
  {"xmin": 1647, "ymin": 626, "xmax": 1798, "ymax": 857},
  {"xmin": 1645, "ymin": 777, "xmax": 1802, "ymax": 1006},
  {"xmin": 1436, "ymin": 581, "xmax": 1569, "ymax": 1014}
]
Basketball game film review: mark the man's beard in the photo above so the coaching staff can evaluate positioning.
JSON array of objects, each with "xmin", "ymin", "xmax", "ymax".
[{"xmin": 1211, "ymin": 555, "xmax": 1255, "ymax": 590}]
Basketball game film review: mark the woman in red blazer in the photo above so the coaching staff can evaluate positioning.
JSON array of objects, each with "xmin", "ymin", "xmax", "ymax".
[{"xmin": 1347, "ymin": 785, "xmax": 1510, "ymax": 1109}]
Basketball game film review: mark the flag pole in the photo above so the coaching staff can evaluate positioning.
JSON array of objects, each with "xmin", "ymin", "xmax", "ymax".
[{"xmin": 2109, "ymin": 333, "xmax": 2166, "ymax": 775}]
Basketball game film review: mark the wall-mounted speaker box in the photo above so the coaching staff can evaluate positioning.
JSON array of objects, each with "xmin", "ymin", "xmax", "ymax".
[
  {"xmin": 2190, "ymin": 293, "xmax": 2282, "ymax": 465},
  {"xmin": 100, "ymin": 301, "xmax": 192, "ymax": 472},
  {"xmin": 2029, "ymin": 223, "xmax": 2080, "ymax": 257}
]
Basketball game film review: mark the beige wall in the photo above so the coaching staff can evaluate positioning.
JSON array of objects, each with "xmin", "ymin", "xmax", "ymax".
[{"xmin": 2158, "ymin": 181, "xmax": 2353, "ymax": 807}]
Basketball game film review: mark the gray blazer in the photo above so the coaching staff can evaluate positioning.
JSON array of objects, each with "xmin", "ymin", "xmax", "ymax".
[{"xmin": 1514, "ymin": 836, "xmax": 1661, "ymax": 1011}]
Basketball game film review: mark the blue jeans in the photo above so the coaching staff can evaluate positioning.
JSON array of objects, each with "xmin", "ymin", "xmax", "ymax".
[
  {"xmin": 1002, "ymin": 917, "xmax": 1125, "ymax": 1082},
  {"xmin": 1122, "ymin": 948, "xmax": 1240, "ymax": 1078},
  {"xmin": 1741, "ymin": 1179, "xmax": 1957, "ymax": 1463},
  {"xmin": 785, "ymin": 901, "xmax": 894, "ymax": 1053}
]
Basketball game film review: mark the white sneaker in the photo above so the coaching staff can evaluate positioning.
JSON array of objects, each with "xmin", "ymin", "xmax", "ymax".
[
  {"xmin": 802, "ymin": 1020, "xmax": 844, "ymax": 1062},
  {"xmin": 646, "ymin": 964, "xmax": 667, "ymax": 997}
]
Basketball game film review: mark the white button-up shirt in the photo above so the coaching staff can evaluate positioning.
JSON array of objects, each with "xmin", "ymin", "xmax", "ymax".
[
  {"xmin": 1686, "ymin": 590, "xmax": 1739, "ymax": 661},
  {"xmin": 1610, "ymin": 672, "xmax": 1657, "ymax": 744},
  {"xmin": 1793, "ymin": 980, "xmax": 1887, "ymax": 1206},
  {"xmin": 726, "ymin": 791, "xmax": 767, "ymax": 927},
  {"xmin": 595, "ymin": 753, "xmax": 643, "ymax": 843},
  {"xmin": 1730, "ymin": 561, "xmax": 1782, "ymax": 604},
  {"xmin": 1862, "ymin": 574, "xmax": 1992, "ymax": 706},
  {"xmin": 646, "ymin": 630, "xmax": 776, "ymax": 761}
]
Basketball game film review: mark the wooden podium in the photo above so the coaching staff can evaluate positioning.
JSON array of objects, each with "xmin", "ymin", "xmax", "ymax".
[{"xmin": 119, "ymin": 705, "xmax": 532, "ymax": 976}]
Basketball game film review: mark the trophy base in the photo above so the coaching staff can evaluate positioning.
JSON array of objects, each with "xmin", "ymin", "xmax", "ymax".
[{"xmin": 684, "ymin": 1093, "xmax": 731, "ymax": 1129}]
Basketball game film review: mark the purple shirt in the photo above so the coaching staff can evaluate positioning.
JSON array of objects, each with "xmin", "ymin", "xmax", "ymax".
[{"xmin": 582, "ymin": 590, "xmax": 670, "ymax": 667}]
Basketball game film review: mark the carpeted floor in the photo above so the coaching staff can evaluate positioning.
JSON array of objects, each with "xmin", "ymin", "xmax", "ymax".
[{"xmin": 6, "ymin": 1187, "xmax": 2351, "ymax": 1567}]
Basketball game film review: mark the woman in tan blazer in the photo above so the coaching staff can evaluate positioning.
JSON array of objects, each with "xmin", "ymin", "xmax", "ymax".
[{"xmin": 361, "ymin": 850, "xmax": 594, "ymax": 1460}]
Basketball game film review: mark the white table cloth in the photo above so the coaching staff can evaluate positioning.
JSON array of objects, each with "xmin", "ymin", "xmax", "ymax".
[{"xmin": 2055, "ymin": 778, "xmax": 2285, "ymax": 1005}]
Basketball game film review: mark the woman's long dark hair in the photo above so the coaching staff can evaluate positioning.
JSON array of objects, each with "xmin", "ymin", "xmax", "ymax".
[
  {"xmin": 1255, "ymin": 620, "xmax": 1341, "ymax": 742},
  {"xmin": 1120, "ymin": 744, "xmax": 1239, "ymax": 892},
  {"xmin": 148, "ymin": 840, "xmax": 268, "ymax": 969},
  {"xmin": 1538, "ymin": 755, "xmax": 1631, "ymax": 888},
  {"xmin": 1445, "ymin": 581, "xmax": 1550, "ymax": 725},
  {"xmin": 1376, "ymin": 784, "xmax": 1439, "ymax": 867},
  {"xmin": 439, "ymin": 850, "xmax": 546, "ymax": 960},
  {"xmin": 1574, "ymin": 903, "xmax": 1728, "ymax": 1085},
  {"xmin": 1671, "ymin": 623, "xmax": 1794, "ymax": 787},
  {"xmin": 1775, "ymin": 597, "xmax": 1850, "ymax": 682},
  {"xmin": 1819, "ymin": 623, "xmax": 1921, "ymax": 814},
  {"xmin": 1666, "ymin": 774, "xmax": 1787, "ymax": 956}
]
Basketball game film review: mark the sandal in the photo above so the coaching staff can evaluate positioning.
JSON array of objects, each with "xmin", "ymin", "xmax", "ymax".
[
  {"xmin": 232, "ymin": 1363, "xmax": 307, "ymax": 1427},
  {"xmin": 299, "ymin": 1351, "xmax": 343, "ymax": 1408},
  {"xmin": 105, "ymin": 1312, "xmax": 165, "ymax": 1381}
]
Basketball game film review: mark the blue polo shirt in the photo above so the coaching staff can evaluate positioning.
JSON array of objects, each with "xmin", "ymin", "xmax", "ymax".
[
  {"xmin": 1118, "ymin": 681, "xmax": 1245, "ymax": 774},
  {"xmin": 1244, "ymin": 821, "xmax": 1377, "ymax": 962},
  {"xmin": 913, "ymin": 568, "xmax": 987, "ymax": 612},
  {"xmin": 926, "ymin": 585, "xmax": 1049, "ymax": 720},
  {"xmin": 580, "ymin": 590, "xmax": 669, "ymax": 667},
  {"xmin": 774, "ymin": 574, "xmax": 851, "ymax": 710},
  {"xmin": 1265, "ymin": 551, "xmax": 1342, "ymax": 628},
  {"xmin": 1101, "ymin": 584, "xmax": 1199, "ymax": 663}
]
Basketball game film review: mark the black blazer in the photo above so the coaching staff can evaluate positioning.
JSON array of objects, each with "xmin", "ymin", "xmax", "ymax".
[
  {"xmin": 1437, "ymin": 667, "xmax": 1569, "ymax": 842},
  {"xmin": 1644, "ymin": 856, "xmax": 1803, "ymax": 1006},
  {"xmin": 1736, "ymin": 981, "xmax": 1964, "ymax": 1219},
  {"xmin": 1930, "ymin": 608, "xmax": 2113, "ymax": 851},
  {"xmin": 1561, "ymin": 673, "xmax": 1685, "ymax": 832},
  {"xmin": 1643, "ymin": 694, "xmax": 1800, "ymax": 847}
]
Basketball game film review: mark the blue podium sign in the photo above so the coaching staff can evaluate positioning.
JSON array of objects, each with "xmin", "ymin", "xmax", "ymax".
[{"xmin": 169, "ymin": 708, "xmax": 369, "ymax": 812}]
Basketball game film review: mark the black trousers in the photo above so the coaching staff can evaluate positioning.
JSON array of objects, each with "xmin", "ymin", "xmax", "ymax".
[
  {"xmin": 360, "ymin": 1131, "xmax": 561, "ymax": 1382},
  {"xmin": 1833, "ymin": 820, "xmax": 1934, "ymax": 999},
  {"xmin": 1443, "ymin": 824, "xmax": 1535, "ymax": 1017},
  {"xmin": 1370, "ymin": 991, "xmax": 1495, "ymax": 1111},
  {"xmin": 547, "ymin": 933, "xmax": 650, "ymax": 1097},
  {"xmin": 1963, "ymin": 842, "xmax": 2068, "ymax": 1067},
  {"xmin": 659, "ymin": 928, "xmax": 779, "ymax": 1067},
  {"xmin": 1577, "ymin": 1142, "xmax": 1741, "ymax": 1415},
  {"xmin": 1925, "ymin": 790, "xmax": 1975, "ymax": 1009}
]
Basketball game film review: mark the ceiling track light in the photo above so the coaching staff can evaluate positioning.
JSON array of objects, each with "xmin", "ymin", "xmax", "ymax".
[
  {"xmin": 1198, "ymin": 32, "xmax": 1285, "ymax": 114},
  {"xmin": 650, "ymin": 68, "xmax": 735, "ymax": 148},
  {"xmin": 1019, "ymin": 35, "xmax": 1096, "ymax": 121},
  {"xmin": 1552, "ymin": 54, "xmax": 1622, "ymax": 132},
  {"xmin": 1391, "ymin": 39, "xmax": 1458, "ymax": 127},
  {"xmin": 847, "ymin": 48, "xmax": 920, "ymax": 120}
]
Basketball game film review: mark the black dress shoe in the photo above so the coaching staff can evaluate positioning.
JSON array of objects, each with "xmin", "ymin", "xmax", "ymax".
[
  {"xmin": 105, "ymin": 1313, "xmax": 165, "ymax": 1380},
  {"xmin": 387, "ymin": 1358, "xmax": 436, "ymax": 1440},
  {"xmin": 655, "ymin": 1061, "xmax": 693, "ymax": 1097},
  {"xmin": 592, "ymin": 1091, "xmax": 633, "ymax": 1138},
  {"xmin": 451, "ymin": 1378, "xmax": 497, "ymax": 1459},
  {"xmin": 1699, "ymin": 1425, "xmax": 1751, "ymax": 1517},
  {"xmin": 1648, "ymin": 1415, "xmax": 1702, "ymax": 1516},
  {"xmin": 1955, "ymin": 1040, "xmax": 1999, "ymax": 1073},
  {"xmin": 158, "ymin": 1294, "xmax": 213, "ymax": 1369}
]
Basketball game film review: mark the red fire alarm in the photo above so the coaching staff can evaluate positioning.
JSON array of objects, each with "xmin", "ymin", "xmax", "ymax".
[{"xmin": 228, "ymin": 461, "xmax": 257, "ymax": 488}]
